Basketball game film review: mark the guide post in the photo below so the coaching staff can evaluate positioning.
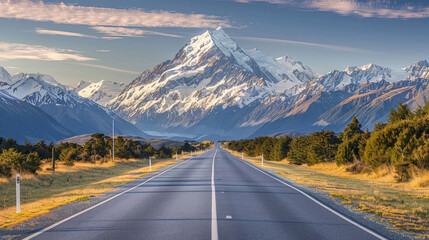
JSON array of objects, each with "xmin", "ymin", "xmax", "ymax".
[{"xmin": 16, "ymin": 174, "xmax": 20, "ymax": 213}]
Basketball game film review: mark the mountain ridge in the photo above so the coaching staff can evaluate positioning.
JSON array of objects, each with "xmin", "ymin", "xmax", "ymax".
[
  {"xmin": 0, "ymin": 69, "xmax": 149, "ymax": 142},
  {"xmin": 107, "ymin": 29, "xmax": 428, "ymax": 140}
]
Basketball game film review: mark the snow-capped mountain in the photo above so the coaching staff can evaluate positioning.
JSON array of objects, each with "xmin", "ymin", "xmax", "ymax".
[
  {"xmin": 245, "ymin": 48, "xmax": 317, "ymax": 87},
  {"xmin": 109, "ymin": 27, "xmax": 317, "ymax": 139},
  {"xmin": 406, "ymin": 60, "xmax": 429, "ymax": 80},
  {"xmin": 0, "ymin": 68, "xmax": 146, "ymax": 138},
  {"xmin": 0, "ymin": 90, "xmax": 73, "ymax": 143},
  {"xmin": 313, "ymin": 63, "xmax": 406, "ymax": 91},
  {"xmin": 249, "ymin": 60, "xmax": 429, "ymax": 137},
  {"xmin": 109, "ymin": 27, "xmax": 428, "ymax": 140},
  {"xmin": 73, "ymin": 80, "xmax": 125, "ymax": 106},
  {"xmin": 2, "ymin": 29, "xmax": 426, "ymax": 141}
]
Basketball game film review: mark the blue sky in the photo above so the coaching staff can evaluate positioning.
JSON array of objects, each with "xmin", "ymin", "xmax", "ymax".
[{"xmin": 0, "ymin": 0, "xmax": 428, "ymax": 85}]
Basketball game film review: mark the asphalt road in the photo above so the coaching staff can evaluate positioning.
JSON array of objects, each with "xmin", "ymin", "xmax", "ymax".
[{"xmin": 25, "ymin": 144, "xmax": 385, "ymax": 240}]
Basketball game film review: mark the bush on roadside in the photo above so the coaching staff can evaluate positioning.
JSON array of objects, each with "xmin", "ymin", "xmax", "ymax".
[
  {"xmin": 0, "ymin": 148, "xmax": 41, "ymax": 174},
  {"xmin": 0, "ymin": 161, "xmax": 12, "ymax": 178}
]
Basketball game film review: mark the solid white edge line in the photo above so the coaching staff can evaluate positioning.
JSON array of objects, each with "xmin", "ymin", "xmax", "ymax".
[
  {"xmin": 211, "ymin": 146, "xmax": 219, "ymax": 240},
  {"xmin": 23, "ymin": 154, "xmax": 202, "ymax": 240},
  {"xmin": 226, "ymin": 149, "xmax": 387, "ymax": 240}
]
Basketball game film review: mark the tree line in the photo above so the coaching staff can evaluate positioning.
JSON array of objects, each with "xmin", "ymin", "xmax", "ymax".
[
  {"xmin": 0, "ymin": 133, "xmax": 209, "ymax": 178},
  {"xmin": 228, "ymin": 102, "xmax": 429, "ymax": 182}
]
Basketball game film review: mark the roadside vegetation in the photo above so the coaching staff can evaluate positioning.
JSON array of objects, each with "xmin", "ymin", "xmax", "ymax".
[
  {"xmin": 0, "ymin": 133, "xmax": 211, "ymax": 178},
  {"xmin": 0, "ymin": 135, "xmax": 212, "ymax": 228},
  {"xmin": 228, "ymin": 102, "xmax": 429, "ymax": 184},
  {"xmin": 226, "ymin": 102, "xmax": 429, "ymax": 237}
]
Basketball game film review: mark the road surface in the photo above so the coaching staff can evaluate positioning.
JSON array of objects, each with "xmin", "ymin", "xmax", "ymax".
[{"xmin": 25, "ymin": 144, "xmax": 385, "ymax": 240}]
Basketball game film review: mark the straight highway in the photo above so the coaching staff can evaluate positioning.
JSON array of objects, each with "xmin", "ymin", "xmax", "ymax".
[{"xmin": 25, "ymin": 144, "xmax": 384, "ymax": 240}]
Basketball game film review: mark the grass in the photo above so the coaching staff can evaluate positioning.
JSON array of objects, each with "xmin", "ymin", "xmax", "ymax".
[
  {"xmin": 0, "ymin": 150, "xmax": 199, "ymax": 229},
  {"xmin": 225, "ymin": 148, "xmax": 429, "ymax": 238}
]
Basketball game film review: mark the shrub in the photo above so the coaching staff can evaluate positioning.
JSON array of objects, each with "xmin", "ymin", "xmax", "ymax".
[
  {"xmin": 22, "ymin": 152, "xmax": 41, "ymax": 174},
  {"xmin": 394, "ymin": 163, "xmax": 412, "ymax": 182},
  {"xmin": 0, "ymin": 161, "xmax": 12, "ymax": 178},
  {"xmin": 0, "ymin": 148, "xmax": 41, "ymax": 174}
]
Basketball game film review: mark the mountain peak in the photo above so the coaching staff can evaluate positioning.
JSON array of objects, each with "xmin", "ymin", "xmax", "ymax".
[
  {"xmin": 358, "ymin": 63, "xmax": 375, "ymax": 71},
  {"xmin": 414, "ymin": 60, "xmax": 429, "ymax": 68},
  {"xmin": 406, "ymin": 59, "xmax": 429, "ymax": 80},
  {"xmin": 0, "ymin": 66, "xmax": 11, "ymax": 83},
  {"xmin": 76, "ymin": 79, "xmax": 126, "ymax": 106},
  {"xmin": 11, "ymin": 72, "xmax": 62, "ymax": 87},
  {"xmin": 182, "ymin": 28, "xmax": 254, "ymax": 72},
  {"xmin": 344, "ymin": 66, "xmax": 357, "ymax": 74}
]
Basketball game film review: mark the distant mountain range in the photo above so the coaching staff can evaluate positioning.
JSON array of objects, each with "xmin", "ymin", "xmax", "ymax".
[
  {"xmin": 107, "ymin": 28, "xmax": 429, "ymax": 140},
  {"xmin": 0, "ymin": 68, "xmax": 146, "ymax": 143},
  {"xmin": 1, "ymin": 28, "xmax": 428, "ymax": 142}
]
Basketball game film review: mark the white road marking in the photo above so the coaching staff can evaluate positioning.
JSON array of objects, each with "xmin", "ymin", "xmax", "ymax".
[
  {"xmin": 211, "ymin": 146, "xmax": 219, "ymax": 240},
  {"xmin": 23, "ymin": 155, "xmax": 198, "ymax": 240},
  {"xmin": 226, "ymin": 215, "xmax": 232, "ymax": 219},
  {"xmin": 228, "ymin": 150, "xmax": 388, "ymax": 240}
]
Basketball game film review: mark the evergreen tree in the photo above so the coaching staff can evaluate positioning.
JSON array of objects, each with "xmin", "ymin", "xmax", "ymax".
[
  {"xmin": 288, "ymin": 137, "xmax": 308, "ymax": 165},
  {"xmin": 336, "ymin": 117, "xmax": 365, "ymax": 165},
  {"xmin": 388, "ymin": 103, "xmax": 413, "ymax": 124},
  {"xmin": 342, "ymin": 117, "xmax": 364, "ymax": 140}
]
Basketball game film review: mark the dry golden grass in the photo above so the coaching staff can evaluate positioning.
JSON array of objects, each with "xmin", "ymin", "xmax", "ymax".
[
  {"xmin": 224, "ymin": 148, "xmax": 429, "ymax": 236},
  {"xmin": 0, "ymin": 152, "xmax": 194, "ymax": 229}
]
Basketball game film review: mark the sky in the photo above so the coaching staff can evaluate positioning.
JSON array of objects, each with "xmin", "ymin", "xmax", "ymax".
[{"xmin": 0, "ymin": 0, "xmax": 428, "ymax": 86}]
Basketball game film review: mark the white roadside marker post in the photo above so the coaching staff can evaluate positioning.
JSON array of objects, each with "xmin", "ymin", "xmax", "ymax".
[
  {"xmin": 16, "ymin": 174, "xmax": 20, "ymax": 213},
  {"xmin": 261, "ymin": 154, "xmax": 264, "ymax": 167},
  {"xmin": 112, "ymin": 119, "xmax": 115, "ymax": 162},
  {"xmin": 149, "ymin": 157, "xmax": 152, "ymax": 172}
]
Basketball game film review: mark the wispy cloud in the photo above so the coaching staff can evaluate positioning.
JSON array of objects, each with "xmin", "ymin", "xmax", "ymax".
[
  {"xmin": 235, "ymin": 36, "xmax": 368, "ymax": 52},
  {"xmin": 5, "ymin": 66, "xmax": 19, "ymax": 70},
  {"xmin": 235, "ymin": 0, "xmax": 429, "ymax": 19},
  {"xmin": 0, "ymin": 0, "xmax": 231, "ymax": 28},
  {"xmin": 74, "ymin": 63, "xmax": 140, "ymax": 75},
  {"xmin": 36, "ymin": 28, "xmax": 97, "ymax": 38},
  {"xmin": 96, "ymin": 50, "xmax": 110, "ymax": 53},
  {"xmin": 0, "ymin": 42, "xmax": 96, "ymax": 61},
  {"xmin": 310, "ymin": 0, "xmax": 429, "ymax": 18},
  {"xmin": 91, "ymin": 27, "xmax": 183, "ymax": 38}
]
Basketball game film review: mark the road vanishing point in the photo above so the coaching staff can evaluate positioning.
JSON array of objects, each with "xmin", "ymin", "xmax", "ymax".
[{"xmin": 25, "ymin": 144, "xmax": 385, "ymax": 240}]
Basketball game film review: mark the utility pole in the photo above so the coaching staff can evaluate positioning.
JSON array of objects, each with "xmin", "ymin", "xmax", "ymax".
[{"xmin": 112, "ymin": 119, "xmax": 115, "ymax": 162}]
